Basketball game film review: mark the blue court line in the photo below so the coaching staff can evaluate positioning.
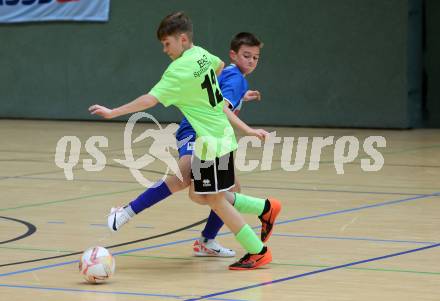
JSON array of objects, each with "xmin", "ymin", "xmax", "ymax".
[
  {"xmin": 111, "ymin": 237, "xmax": 197, "ymax": 257},
  {"xmin": 206, "ymin": 298, "xmax": 249, "ymax": 301},
  {"xmin": 184, "ymin": 242, "xmax": 440, "ymax": 301},
  {"xmin": 47, "ymin": 221, "xmax": 65, "ymax": 224},
  {"xmin": 214, "ymin": 230, "xmax": 436, "ymax": 246},
  {"xmin": 0, "ymin": 237, "xmax": 197, "ymax": 277},
  {"xmin": 1, "ymin": 192, "xmax": 439, "ymax": 278},
  {"xmin": 276, "ymin": 192, "xmax": 440, "ymax": 226},
  {"xmin": 0, "ymin": 284, "xmax": 248, "ymax": 301},
  {"xmin": 0, "ymin": 283, "xmax": 180, "ymax": 299},
  {"xmin": 272, "ymin": 233, "xmax": 436, "ymax": 245},
  {"xmin": 0, "ymin": 260, "xmax": 79, "ymax": 277},
  {"xmin": 224, "ymin": 192, "xmax": 440, "ymax": 239}
]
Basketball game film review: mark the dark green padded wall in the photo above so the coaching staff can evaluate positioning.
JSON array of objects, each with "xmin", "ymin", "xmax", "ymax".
[
  {"xmin": 425, "ymin": 0, "xmax": 440, "ymax": 127},
  {"xmin": 0, "ymin": 1, "xmax": 417, "ymax": 128}
]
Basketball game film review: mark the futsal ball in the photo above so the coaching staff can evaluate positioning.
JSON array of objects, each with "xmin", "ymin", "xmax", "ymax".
[{"xmin": 79, "ymin": 246, "xmax": 115, "ymax": 283}]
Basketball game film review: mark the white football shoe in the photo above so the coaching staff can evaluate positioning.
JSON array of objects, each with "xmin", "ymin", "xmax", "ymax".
[{"xmin": 193, "ymin": 238, "xmax": 236, "ymax": 257}]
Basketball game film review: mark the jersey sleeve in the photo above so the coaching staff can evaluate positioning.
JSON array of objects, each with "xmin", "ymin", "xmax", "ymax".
[
  {"xmin": 218, "ymin": 71, "xmax": 245, "ymax": 110},
  {"xmin": 148, "ymin": 68, "xmax": 181, "ymax": 107}
]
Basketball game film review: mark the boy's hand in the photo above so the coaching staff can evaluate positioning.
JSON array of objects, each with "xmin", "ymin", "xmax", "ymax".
[
  {"xmin": 244, "ymin": 90, "xmax": 261, "ymax": 101},
  {"xmin": 89, "ymin": 104, "xmax": 115, "ymax": 119},
  {"xmin": 247, "ymin": 128, "xmax": 269, "ymax": 141}
]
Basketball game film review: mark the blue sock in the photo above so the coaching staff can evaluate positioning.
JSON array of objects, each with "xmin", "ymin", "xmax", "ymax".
[
  {"xmin": 129, "ymin": 181, "xmax": 172, "ymax": 214},
  {"xmin": 201, "ymin": 210, "xmax": 224, "ymax": 240}
]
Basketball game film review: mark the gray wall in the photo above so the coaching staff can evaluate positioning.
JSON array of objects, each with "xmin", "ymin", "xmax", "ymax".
[{"xmin": 0, "ymin": 0, "xmax": 433, "ymax": 128}]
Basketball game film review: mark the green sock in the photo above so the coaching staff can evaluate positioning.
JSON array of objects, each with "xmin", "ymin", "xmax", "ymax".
[
  {"xmin": 234, "ymin": 193, "xmax": 266, "ymax": 215},
  {"xmin": 235, "ymin": 224, "xmax": 264, "ymax": 254}
]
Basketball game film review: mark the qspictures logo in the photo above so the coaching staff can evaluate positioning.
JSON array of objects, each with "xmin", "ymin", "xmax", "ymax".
[{"xmin": 54, "ymin": 113, "xmax": 386, "ymax": 187}]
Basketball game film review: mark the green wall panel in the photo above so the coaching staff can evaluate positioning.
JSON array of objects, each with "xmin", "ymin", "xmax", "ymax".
[{"xmin": 0, "ymin": 0, "xmax": 420, "ymax": 128}]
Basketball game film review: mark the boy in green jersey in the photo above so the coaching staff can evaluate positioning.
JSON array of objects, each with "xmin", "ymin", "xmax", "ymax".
[{"xmin": 89, "ymin": 12, "xmax": 281, "ymax": 270}]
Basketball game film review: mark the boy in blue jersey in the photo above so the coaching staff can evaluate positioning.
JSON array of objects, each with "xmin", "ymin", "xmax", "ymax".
[
  {"xmin": 91, "ymin": 13, "xmax": 281, "ymax": 269},
  {"xmin": 102, "ymin": 32, "xmax": 277, "ymax": 258}
]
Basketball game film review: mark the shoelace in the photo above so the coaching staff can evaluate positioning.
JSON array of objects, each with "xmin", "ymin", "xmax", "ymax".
[
  {"xmin": 110, "ymin": 208, "xmax": 130, "ymax": 227},
  {"xmin": 116, "ymin": 212, "xmax": 130, "ymax": 227}
]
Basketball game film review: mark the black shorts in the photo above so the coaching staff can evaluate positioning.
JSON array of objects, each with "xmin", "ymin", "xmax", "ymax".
[{"xmin": 191, "ymin": 151, "xmax": 235, "ymax": 194}]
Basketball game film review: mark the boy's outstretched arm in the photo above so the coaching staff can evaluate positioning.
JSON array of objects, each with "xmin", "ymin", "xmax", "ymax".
[
  {"xmin": 223, "ymin": 104, "xmax": 268, "ymax": 140},
  {"xmin": 89, "ymin": 94, "xmax": 159, "ymax": 119}
]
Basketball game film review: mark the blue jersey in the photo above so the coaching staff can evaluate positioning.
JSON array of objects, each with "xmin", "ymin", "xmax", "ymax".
[
  {"xmin": 218, "ymin": 64, "xmax": 248, "ymax": 113},
  {"xmin": 176, "ymin": 64, "xmax": 248, "ymax": 156}
]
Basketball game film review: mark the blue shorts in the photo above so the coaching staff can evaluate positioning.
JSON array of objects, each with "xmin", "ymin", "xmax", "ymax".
[
  {"xmin": 176, "ymin": 126, "xmax": 196, "ymax": 158},
  {"xmin": 176, "ymin": 118, "xmax": 196, "ymax": 158}
]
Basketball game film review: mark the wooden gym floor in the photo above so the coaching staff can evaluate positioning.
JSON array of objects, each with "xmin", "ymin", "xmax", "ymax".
[{"xmin": 0, "ymin": 119, "xmax": 439, "ymax": 300}]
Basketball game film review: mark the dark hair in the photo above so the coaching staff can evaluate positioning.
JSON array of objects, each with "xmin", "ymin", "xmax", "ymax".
[
  {"xmin": 230, "ymin": 32, "xmax": 263, "ymax": 52},
  {"xmin": 156, "ymin": 11, "xmax": 193, "ymax": 41}
]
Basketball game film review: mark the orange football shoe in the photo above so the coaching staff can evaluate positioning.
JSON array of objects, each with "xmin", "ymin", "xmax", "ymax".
[
  {"xmin": 229, "ymin": 247, "xmax": 272, "ymax": 270},
  {"xmin": 259, "ymin": 198, "xmax": 282, "ymax": 242}
]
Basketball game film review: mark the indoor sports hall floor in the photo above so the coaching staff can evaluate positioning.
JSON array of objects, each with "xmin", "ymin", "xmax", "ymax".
[{"xmin": 1, "ymin": 119, "xmax": 439, "ymax": 301}]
